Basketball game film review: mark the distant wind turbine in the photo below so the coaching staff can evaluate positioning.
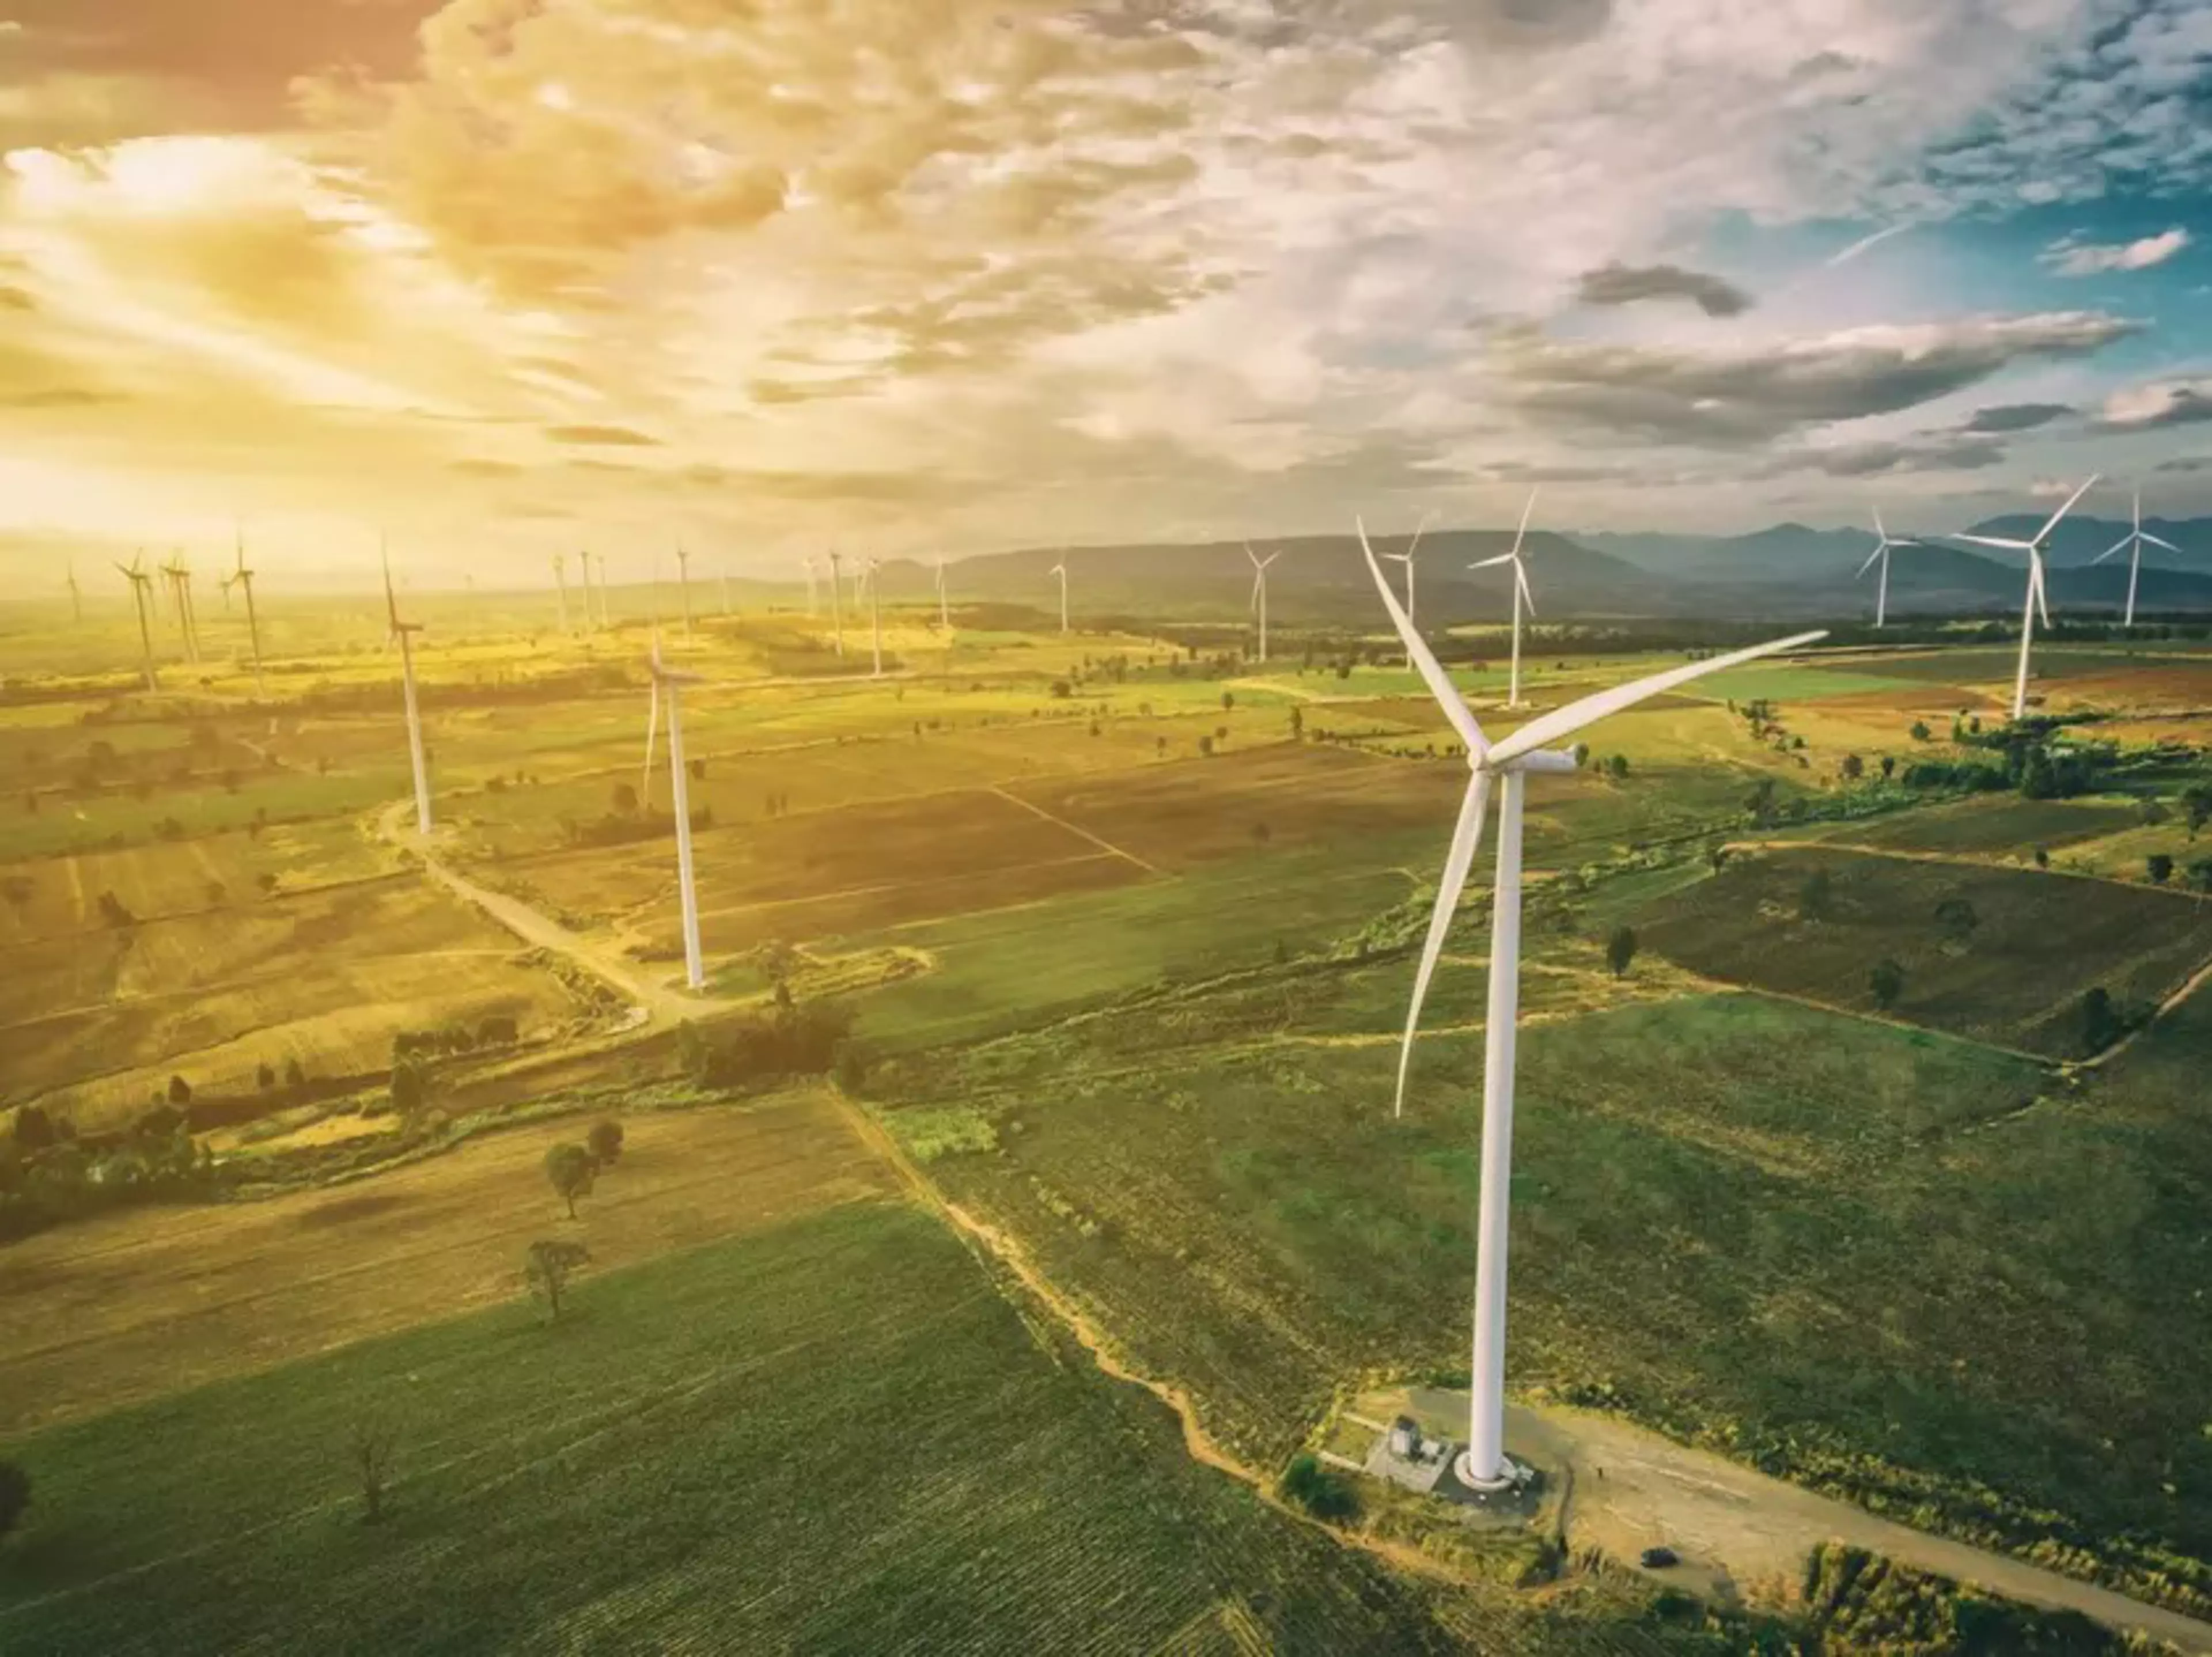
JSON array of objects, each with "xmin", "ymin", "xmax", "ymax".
[
  {"xmin": 641, "ymin": 635, "xmax": 707, "ymax": 992},
  {"xmin": 116, "ymin": 555, "xmax": 157, "ymax": 689},
  {"xmin": 1383, "ymin": 510, "xmax": 1438, "ymax": 625},
  {"xmin": 2092, "ymin": 487, "xmax": 2176, "ymax": 630},
  {"xmin": 1468, "ymin": 492, "xmax": 1540, "ymax": 707},
  {"xmin": 553, "ymin": 553, "xmax": 571, "ymax": 634},
  {"xmin": 1855, "ymin": 508, "xmax": 1920, "ymax": 630},
  {"xmin": 1050, "ymin": 557, "xmax": 1069, "ymax": 634},
  {"xmin": 675, "ymin": 545, "xmax": 694, "ymax": 639},
  {"xmin": 1949, "ymin": 475, "xmax": 2099, "ymax": 721},
  {"xmin": 222, "ymin": 528, "xmax": 267, "ymax": 698},
  {"xmin": 1361, "ymin": 514, "xmax": 1824, "ymax": 1492},
  {"xmin": 863, "ymin": 557, "xmax": 884, "ymax": 676},
  {"xmin": 594, "ymin": 551, "xmax": 613, "ymax": 629},
  {"xmin": 382, "ymin": 541, "xmax": 434, "ymax": 836},
  {"xmin": 934, "ymin": 555, "xmax": 950, "ymax": 631},
  {"xmin": 1245, "ymin": 544, "xmax": 1279, "ymax": 663},
  {"xmin": 161, "ymin": 554, "xmax": 200, "ymax": 665},
  {"xmin": 719, "ymin": 559, "xmax": 732, "ymax": 617},
  {"xmin": 66, "ymin": 558, "xmax": 81, "ymax": 624},
  {"xmin": 827, "ymin": 551, "xmax": 846, "ymax": 655}
]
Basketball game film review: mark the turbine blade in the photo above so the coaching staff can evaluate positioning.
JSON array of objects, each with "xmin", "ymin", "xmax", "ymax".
[
  {"xmin": 1509, "ymin": 488, "xmax": 1538, "ymax": 559},
  {"xmin": 1404, "ymin": 509, "xmax": 1437, "ymax": 563},
  {"xmin": 2033, "ymin": 555, "xmax": 2051, "ymax": 629},
  {"xmin": 2033, "ymin": 474, "xmax": 2099, "ymax": 545},
  {"xmin": 1516, "ymin": 562, "xmax": 1536, "ymax": 618},
  {"xmin": 2091, "ymin": 533, "xmax": 2130, "ymax": 566},
  {"xmin": 1356, "ymin": 517, "xmax": 1487, "ymax": 757},
  {"xmin": 1260, "ymin": 552, "xmax": 1279, "ymax": 568},
  {"xmin": 1873, "ymin": 506, "xmax": 1887, "ymax": 541},
  {"xmin": 1855, "ymin": 545, "xmax": 1884, "ymax": 578},
  {"xmin": 1488, "ymin": 630, "xmax": 1828, "ymax": 764},
  {"xmin": 1245, "ymin": 542, "xmax": 1263, "ymax": 570},
  {"xmin": 1392, "ymin": 770, "xmax": 1491, "ymax": 1118},
  {"xmin": 2142, "ymin": 532, "xmax": 2180, "ymax": 553},
  {"xmin": 1251, "ymin": 572, "xmax": 1263, "ymax": 611},
  {"xmin": 642, "ymin": 676, "xmax": 661, "ymax": 801},
  {"xmin": 1950, "ymin": 533, "xmax": 2035, "ymax": 552},
  {"xmin": 1468, "ymin": 552, "xmax": 1517, "ymax": 570}
]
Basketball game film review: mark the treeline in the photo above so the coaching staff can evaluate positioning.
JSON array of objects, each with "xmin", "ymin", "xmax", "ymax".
[
  {"xmin": 0, "ymin": 1104, "xmax": 226, "ymax": 1243},
  {"xmin": 675, "ymin": 998, "xmax": 856, "ymax": 1091},
  {"xmin": 1800, "ymin": 1542, "xmax": 2137, "ymax": 1653}
]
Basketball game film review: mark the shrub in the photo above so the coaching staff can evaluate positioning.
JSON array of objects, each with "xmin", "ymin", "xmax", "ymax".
[
  {"xmin": 1279, "ymin": 1453, "xmax": 1358, "ymax": 1521},
  {"xmin": 586, "ymin": 1119, "xmax": 624, "ymax": 1166},
  {"xmin": 0, "ymin": 1462, "xmax": 28, "ymax": 1541}
]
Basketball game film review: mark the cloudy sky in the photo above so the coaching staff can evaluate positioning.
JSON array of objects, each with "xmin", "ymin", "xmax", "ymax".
[{"xmin": 3, "ymin": 0, "xmax": 2212, "ymax": 586}]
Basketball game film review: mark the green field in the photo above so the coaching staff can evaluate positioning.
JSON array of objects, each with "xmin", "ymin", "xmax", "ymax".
[
  {"xmin": 868, "ymin": 979, "xmax": 2212, "ymax": 1614},
  {"xmin": 1838, "ymin": 796, "xmax": 2143, "ymax": 856},
  {"xmin": 1638, "ymin": 848, "xmax": 2210, "ymax": 1055},
  {"xmin": 0, "ymin": 1198, "xmax": 1707, "ymax": 1655}
]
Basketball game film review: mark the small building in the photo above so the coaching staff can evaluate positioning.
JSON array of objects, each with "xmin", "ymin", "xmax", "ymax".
[{"xmin": 1388, "ymin": 1416, "xmax": 1421, "ymax": 1459}]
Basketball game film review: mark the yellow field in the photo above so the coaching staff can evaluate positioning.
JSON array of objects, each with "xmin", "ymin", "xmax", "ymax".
[{"xmin": 0, "ymin": 1089, "xmax": 893, "ymax": 1434}]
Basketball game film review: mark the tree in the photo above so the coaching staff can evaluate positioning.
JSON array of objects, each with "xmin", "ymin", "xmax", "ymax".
[
  {"xmin": 1280, "ymin": 1453, "xmax": 1358, "ymax": 1521},
  {"xmin": 1910, "ymin": 720, "xmax": 1931, "ymax": 742},
  {"xmin": 12, "ymin": 1104, "xmax": 56, "ymax": 1154},
  {"xmin": 1798, "ymin": 869, "xmax": 1834, "ymax": 922},
  {"xmin": 1572, "ymin": 742, "xmax": 1589, "ymax": 768},
  {"xmin": 256, "ymin": 871, "xmax": 279, "ymax": 897},
  {"xmin": 1605, "ymin": 926, "xmax": 1638, "ymax": 979},
  {"xmin": 166, "ymin": 1074, "xmax": 192, "ymax": 1106},
  {"xmin": 389, "ymin": 1058, "xmax": 427, "ymax": 1116},
  {"xmin": 1288, "ymin": 705, "xmax": 1303, "ymax": 738},
  {"xmin": 2183, "ymin": 783, "xmax": 2212, "ymax": 839},
  {"xmin": 525, "ymin": 1239, "xmax": 592, "ymax": 1321},
  {"xmin": 2032, "ymin": 846, "xmax": 2050, "ymax": 870},
  {"xmin": 1198, "ymin": 735, "xmax": 1215, "ymax": 757},
  {"xmin": 1605, "ymin": 753, "xmax": 1630, "ymax": 780},
  {"xmin": 544, "ymin": 1143, "xmax": 595, "ymax": 1218},
  {"xmin": 2148, "ymin": 852, "xmax": 2175, "ymax": 886},
  {"xmin": 1880, "ymin": 755, "xmax": 1896, "ymax": 779},
  {"xmin": 349, "ymin": 1417, "xmax": 397, "ymax": 1525},
  {"xmin": 587, "ymin": 1119, "xmax": 624, "ymax": 1166},
  {"xmin": 1840, "ymin": 753, "xmax": 1864, "ymax": 782},
  {"xmin": 612, "ymin": 781, "xmax": 638, "ymax": 814},
  {"xmin": 1706, "ymin": 845, "xmax": 1729, "ymax": 874},
  {"xmin": 2081, "ymin": 987, "xmax": 2124, "ymax": 1055},
  {"xmin": 1869, "ymin": 958, "xmax": 1905, "ymax": 1011},
  {"xmin": 1933, "ymin": 896, "xmax": 1979, "ymax": 946},
  {"xmin": 284, "ymin": 1056, "xmax": 308, "ymax": 1089},
  {"xmin": 0, "ymin": 1461, "xmax": 28, "ymax": 1542}
]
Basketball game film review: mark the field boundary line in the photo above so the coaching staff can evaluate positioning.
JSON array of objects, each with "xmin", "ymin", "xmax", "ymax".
[{"xmin": 987, "ymin": 785, "xmax": 1165, "ymax": 875}]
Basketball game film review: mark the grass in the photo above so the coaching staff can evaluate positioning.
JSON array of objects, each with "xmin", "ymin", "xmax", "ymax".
[
  {"xmin": 0, "ymin": 1198, "xmax": 1705, "ymax": 1655},
  {"xmin": 1832, "ymin": 796, "xmax": 2143, "ymax": 857},
  {"xmin": 868, "ymin": 978, "xmax": 2212, "ymax": 1614},
  {"xmin": 1636, "ymin": 848, "xmax": 2211, "ymax": 1055}
]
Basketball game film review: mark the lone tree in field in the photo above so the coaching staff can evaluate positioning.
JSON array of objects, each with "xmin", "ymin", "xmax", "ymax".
[
  {"xmin": 1606, "ymin": 753, "xmax": 1630, "ymax": 780},
  {"xmin": 1870, "ymin": 958, "xmax": 1906, "ymax": 1011},
  {"xmin": 586, "ymin": 1118, "xmax": 624, "ymax": 1167},
  {"xmin": 0, "ymin": 1461, "xmax": 28, "ymax": 1543},
  {"xmin": 1798, "ymin": 869, "xmax": 1835, "ymax": 922},
  {"xmin": 2183, "ymin": 782, "xmax": 2212, "ymax": 839},
  {"xmin": 525, "ymin": 1239, "xmax": 592, "ymax": 1321},
  {"xmin": 1933, "ymin": 896, "xmax": 1979, "ymax": 947},
  {"xmin": 612, "ymin": 781, "xmax": 638, "ymax": 814},
  {"xmin": 166, "ymin": 1074, "xmax": 192, "ymax": 1106},
  {"xmin": 2032, "ymin": 846, "xmax": 2051, "ymax": 870},
  {"xmin": 2081, "ymin": 987, "xmax": 2124, "ymax": 1055},
  {"xmin": 1910, "ymin": 720, "xmax": 1931, "ymax": 742},
  {"xmin": 2147, "ymin": 852, "xmax": 2175, "ymax": 886},
  {"xmin": 544, "ymin": 1143, "xmax": 596, "ymax": 1218},
  {"xmin": 349, "ymin": 1417, "xmax": 397, "ymax": 1525},
  {"xmin": 1840, "ymin": 753, "xmax": 1864, "ymax": 782},
  {"xmin": 1605, "ymin": 926, "xmax": 1638, "ymax": 979}
]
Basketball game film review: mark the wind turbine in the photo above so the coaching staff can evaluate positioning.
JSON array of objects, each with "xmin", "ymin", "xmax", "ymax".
[
  {"xmin": 675, "ymin": 545, "xmax": 694, "ymax": 639},
  {"xmin": 862, "ymin": 557, "xmax": 884, "ymax": 676},
  {"xmin": 1949, "ymin": 475, "xmax": 2099, "ymax": 721},
  {"xmin": 161, "ymin": 554, "xmax": 199, "ymax": 665},
  {"xmin": 222, "ymin": 528, "xmax": 267, "ymax": 698},
  {"xmin": 116, "ymin": 555, "xmax": 157, "ymax": 689},
  {"xmin": 1050, "ymin": 556, "xmax": 1069, "ymax": 635},
  {"xmin": 826, "ymin": 551, "xmax": 846, "ymax": 655},
  {"xmin": 641, "ymin": 635, "xmax": 707, "ymax": 991},
  {"xmin": 2092, "ymin": 487, "xmax": 2176, "ymax": 630},
  {"xmin": 1244, "ymin": 544, "xmax": 1279, "ymax": 663},
  {"xmin": 719, "ymin": 559, "xmax": 732, "ymax": 617},
  {"xmin": 1468, "ymin": 492, "xmax": 1540, "ymax": 707},
  {"xmin": 553, "ymin": 553, "xmax": 571, "ymax": 634},
  {"xmin": 1855, "ymin": 508, "xmax": 1920, "ymax": 630},
  {"xmin": 1360, "ymin": 517, "xmax": 1823, "ymax": 1491},
  {"xmin": 66, "ymin": 558, "xmax": 81, "ymax": 623},
  {"xmin": 1383, "ymin": 510, "xmax": 1438, "ymax": 626},
  {"xmin": 382, "ymin": 541, "xmax": 434, "ymax": 836},
  {"xmin": 934, "ymin": 555, "xmax": 950, "ymax": 631}
]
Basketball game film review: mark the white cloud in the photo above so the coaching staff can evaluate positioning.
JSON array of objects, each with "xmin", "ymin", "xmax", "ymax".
[{"xmin": 2040, "ymin": 227, "xmax": 2191, "ymax": 276}]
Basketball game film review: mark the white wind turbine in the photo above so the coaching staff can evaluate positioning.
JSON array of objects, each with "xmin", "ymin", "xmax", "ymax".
[
  {"xmin": 1050, "ymin": 556, "xmax": 1069, "ymax": 634},
  {"xmin": 1244, "ymin": 544, "xmax": 1279, "ymax": 663},
  {"xmin": 826, "ymin": 551, "xmax": 846, "ymax": 655},
  {"xmin": 1855, "ymin": 508, "xmax": 1921, "ymax": 630},
  {"xmin": 1360, "ymin": 518, "xmax": 1823, "ymax": 1491},
  {"xmin": 382, "ymin": 542, "xmax": 435, "ymax": 836},
  {"xmin": 862, "ymin": 556, "xmax": 884, "ymax": 677},
  {"xmin": 641, "ymin": 635, "xmax": 707, "ymax": 991},
  {"xmin": 934, "ymin": 555, "xmax": 950, "ymax": 631},
  {"xmin": 116, "ymin": 555, "xmax": 158, "ymax": 690},
  {"xmin": 1949, "ymin": 475, "xmax": 2099, "ymax": 721},
  {"xmin": 222, "ymin": 528, "xmax": 267, "ymax": 699},
  {"xmin": 2092, "ymin": 487, "xmax": 2175, "ymax": 630},
  {"xmin": 675, "ymin": 545, "xmax": 694, "ymax": 639},
  {"xmin": 1468, "ymin": 492, "xmax": 1540, "ymax": 707},
  {"xmin": 66, "ymin": 558, "xmax": 82, "ymax": 624},
  {"xmin": 553, "ymin": 553, "xmax": 571, "ymax": 634},
  {"xmin": 1382, "ymin": 510, "xmax": 1438, "ymax": 626}
]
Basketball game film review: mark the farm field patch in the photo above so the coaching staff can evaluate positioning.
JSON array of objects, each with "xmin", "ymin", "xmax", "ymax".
[
  {"xmin": 1836, "ymin": 796, "xmax": 2143, "ymax": 857},
  {"xmin": 1637, "ymin": 848, "xmax": 2210, "ymax": 1055},
  {"xmin": 0, "ymin": 1090, "xmax": 892, "ymax": 1434}
]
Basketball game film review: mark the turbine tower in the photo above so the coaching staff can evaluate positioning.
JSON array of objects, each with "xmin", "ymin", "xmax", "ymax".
[
  {"xmin": 1855, "ymin": 508, "xmax": 1920, "ymax": 630},
  {"xmin": 2093, "ymin": 487, "xmax": 2176, "ymax": 630},
  {"xmin": 1382, "ymin": 510, "xmax": 1438, "ymax": 625},
  {"xmin": 1468, "ymin": 491, "xmax": 1540, "ymax": 707},
  {"xmin": 1245, "ymin": 544, "xmax": 1279, "ymax": 663},
  {"xmin": 1361, "ymin": 517, "xmax": 1823, "ymax": 1491},
  {"xmin": 642, "ymin": 636, "xmax": 707, "ymax": 991},
  {"xmin": 1950, "ymin": 476, "xmax": 2099, "ymax": 721},
  {"xmin": 382, "ymin": 542, "xmax": 434, "ymax": 836},
  {"xmin": 826, "ymin": 551, "xmax": 846, "ymax": 655},
  {"xmin": 66, "ymin": 558, "xmax": 82, "ymax": 623},
  {"xmin": 221, "ymin": 528, "xmax": 267, "ymax": 698},
  {"xmin": 1050, "ymin": 558, "xmax": 1069, "ymax": 635},
  {"xmin": 934, "ymin": 556, "xmax": 950, "ymax": 631},
  {"xmin": 161, "ymin": 554, "xmax": 200, "ymax": 665},
  {"xmin": 719, "ymin": 559, "xmax": 732, "ymax": 617},
  {"xmin": 116, "ymin": 555, "xmax": 157, "ymax": 689},
  {"xmin": 863, "ymin": 557, "xmax": 884, "ymax": 677},
  {"xmin": 554, "ymin": 553, "xmax": 571, "ymax": 634},
  {"xmin": 675, "ymin": 545, "xmax": 694, "ymax": 639}
]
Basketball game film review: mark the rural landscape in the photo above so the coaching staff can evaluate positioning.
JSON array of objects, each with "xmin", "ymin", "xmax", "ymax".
[{"xmin": 8, "ymin": 1, "xmax": 2212, "ymax": 1652}]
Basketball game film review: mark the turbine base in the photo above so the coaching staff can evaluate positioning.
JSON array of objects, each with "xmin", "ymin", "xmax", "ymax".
[{"xmin": 1452, "ymin": 1450, "xmax": 1531, "ymax": 1495}]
